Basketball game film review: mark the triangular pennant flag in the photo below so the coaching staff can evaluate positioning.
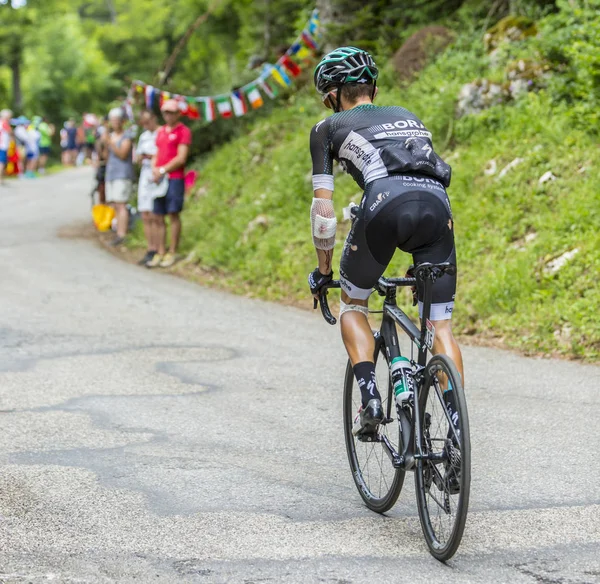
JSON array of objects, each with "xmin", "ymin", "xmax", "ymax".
[
  {"xmin": 259, "ymin": 78, "xmax": 277, "ymax": 99},
  {"xmin": 271, "ymin": 64, "xmax": 292, "ymax": 87},
  {"xmin": 308, "ymin": 11, "xmax": 319, "ymax": 36},
  {"xmin": 145, "ymin": 85, "xmax": 154, "ymax": 109},
  {"xmin": 185, "ymin": 97, "xmax": 200, "ymax": 120},
  {"xmin": 197, "ymin": 97, "xmax": 216, "ymax": 122},
  {"xmin": 280, "ymin": 55, "xmax": 301, "ymax": 77},
  {"xmin": 159, "ymin": 91, "xmax": 171, "ymax": 109},
  {"xmin": 301, "ymin": 31, "xmax": 318, "ymax": 50},
  {"xmin": 288, "ymin": 42, "xmax": 302, "ymax": 56},
  {"xmin": 296, "ymin": 46, "xmax": 312, "ymax": 61},
  {"xmin": 176, "ymin": 97, "xmax": 189, "ymax": 115},
  {"xmin": 245, "ymin": 85, "xmax": 264, "ymax": 109},
  {"xmin": 267, "ymin": 76, "xmax": 281, "ymax": 96},
  {"xmin": 231, "ymin": 90, "xmax": 248, "ymax": 117},
  {"xmin": 177, "ymin": 97, "xmax": 199, "ymax": 119},
  {"xmin": 215, "ymin": 95, "xmax": 233, "ymax": 118}
]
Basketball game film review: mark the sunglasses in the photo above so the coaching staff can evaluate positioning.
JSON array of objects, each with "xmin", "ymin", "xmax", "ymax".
[
  {"xmin": 321, "ymin": 92, "xmax": 335, "ymax": 110},
  {"xmin": 162, "ymin": 110, "xmax": 178, "ymax": 114}
]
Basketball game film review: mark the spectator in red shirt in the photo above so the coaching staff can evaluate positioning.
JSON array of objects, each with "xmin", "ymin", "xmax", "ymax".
[
  {"xmin": 0, "ymin": 109, "xmax": 13, "ymax": 187},
  {"xmin": 147, "ymin": 99, "xmax": 192, "ymax": 268}
]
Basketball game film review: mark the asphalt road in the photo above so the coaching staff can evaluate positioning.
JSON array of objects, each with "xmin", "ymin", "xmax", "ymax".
[{"xmin": 0, "ymin": 168, "xmax": 599, "ymax": 583}]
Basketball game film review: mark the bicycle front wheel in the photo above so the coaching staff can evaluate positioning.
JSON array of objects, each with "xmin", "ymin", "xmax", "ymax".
[
  {"xmin": 415, "ymin": 354, "xmax": 471, "ymax": 561},
  {"xmin": 343, "ymin": 334, "xmax": 405, "ymax": 513}
]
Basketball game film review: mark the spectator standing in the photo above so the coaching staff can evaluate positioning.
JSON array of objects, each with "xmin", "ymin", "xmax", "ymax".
[
  {"xmin": 24, "ymin": 122, "xmax": 40, "ymax": 178},
  {"xmin": 84, "ymin": 122, "xmax": 96, "ymax": 163},
  {"xmin": 12, "ymin": 117, "xmax": 29, "ymax": 178},
  {"xmin": 75, "ymin": 122, "xmax": 86, "ymax": 166},
  {"xmin": 94, "ymin": 117, "xmax": 109, "ymax": 204},
  {"xmin": 0, "ymin": 109, "xmax": 13, "ymax": 186},
  {"xmin": 60, "ymin": 124, "xmax": 69, "ymax": 165},
  {"xmin": 105, "ymin": 107, "xmax": 133, "ymax": 246},
  {"xmin": 36, "ymin": 116, "xmax": 54, "ymax": 174},
  {"xmin": 65, "ymin": 119, "xmax": 78, "ymax": 165},
  {"xmin": 136, "ymin": 110, "xmax": 160, "ymax": 265},
  {"xmin": 146, "ymin": 100, "xmax": 191, "ymax": 268}
]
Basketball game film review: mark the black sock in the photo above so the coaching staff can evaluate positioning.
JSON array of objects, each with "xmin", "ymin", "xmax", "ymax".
[
  {"xmin": 353, "ymin": 362, "xmax": 381, "ymax": 407},
  {"xmin": 444, "ymin": 389, "xmax": 460, "ymax": 440}
]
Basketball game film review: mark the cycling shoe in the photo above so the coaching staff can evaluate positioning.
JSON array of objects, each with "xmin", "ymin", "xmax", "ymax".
[{"xmin": 352, "ymin": 399, "xmax": 384, "ymax": 436}]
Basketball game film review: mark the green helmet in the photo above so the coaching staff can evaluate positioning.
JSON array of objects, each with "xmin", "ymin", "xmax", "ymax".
[{"xmin": 314, "ymin": 46, "xmax": 379, "ymax": 95}]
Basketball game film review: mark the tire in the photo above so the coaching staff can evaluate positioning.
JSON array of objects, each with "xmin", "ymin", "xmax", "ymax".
[
  {"xmin": 415, "ymin": 354, "xmax": 471, "ymax": 561},
  {"xmin": 343, "ymin": 334, "xmax": 405, "ymax": 513}
]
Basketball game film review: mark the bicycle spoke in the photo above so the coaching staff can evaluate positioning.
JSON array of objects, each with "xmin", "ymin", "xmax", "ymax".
[
  {"xmin": 344, "ymin": 339, "xmax": 405, "ymax": 513},
  {"xmin": 415, "ymin": 354, "xmax": 470, "ymax": 561}
]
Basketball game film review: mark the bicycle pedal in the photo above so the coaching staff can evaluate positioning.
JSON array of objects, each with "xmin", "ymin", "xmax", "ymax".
[{"xmin": 357, "ymin": 431, "xmax": 379, "ymax": 443}]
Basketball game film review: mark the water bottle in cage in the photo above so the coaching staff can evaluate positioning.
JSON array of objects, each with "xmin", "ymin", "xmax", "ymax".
[{"xmin": 391, "ymin": 356, "xmax": 414, "ymax": 404}]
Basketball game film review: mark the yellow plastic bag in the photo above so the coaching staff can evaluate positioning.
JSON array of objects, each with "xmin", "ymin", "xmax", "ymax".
[{"xmin": 92, "ymin": 204, "xmax": 115, "ymax": 232}]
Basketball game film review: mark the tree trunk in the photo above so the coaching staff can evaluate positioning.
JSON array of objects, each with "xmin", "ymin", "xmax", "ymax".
[
  {"xmin": 157, "ymin": 10, "xmax": 211, "ymax": 85},
  {"xmin": 11, "ymin": 49, "xmax": 22, "ymax": 113},
  {"xmin": 316, "ymin": 0, "xmax": 335, "ymax": 52},
  {"xmin": 263, "ymin": 0, "xmax": 272, "ymax": 57},
  {"xmin": 105, "ymin": 0, "xmax": 117, "ymax": 23}
]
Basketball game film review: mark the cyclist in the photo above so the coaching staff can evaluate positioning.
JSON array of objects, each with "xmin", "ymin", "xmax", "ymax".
[{"xmin": 307, "ymin": 47, "xmax": 464, "ymax": 436}]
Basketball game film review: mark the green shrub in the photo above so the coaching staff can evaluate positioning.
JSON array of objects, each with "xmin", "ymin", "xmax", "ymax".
[
  {"xmin": 531, "ymin": 0, "xmax": 600, "ymax": 127},
  {"xmin": 128, "ymin": 2, "xmax": 600, "ymax": 359}
]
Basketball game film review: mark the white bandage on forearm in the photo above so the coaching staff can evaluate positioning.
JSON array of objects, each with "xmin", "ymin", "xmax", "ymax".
[
  {"xmin": 310, "ymin": 197, "xmax": 337, "ymax": 250},
  {"xmin": 312, "ymin": 174, "xmax": 335, "ymax": 192}
]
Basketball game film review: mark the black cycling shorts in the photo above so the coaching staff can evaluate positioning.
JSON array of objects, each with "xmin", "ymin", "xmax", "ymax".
[{"xmin": 339, "ymin": 175, "xmax": 456, "ymax": 321}]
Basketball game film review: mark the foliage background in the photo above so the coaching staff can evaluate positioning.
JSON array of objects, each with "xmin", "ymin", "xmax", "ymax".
[{"xmin": 2, "ymin": 0, "xmax": 599, "ymax": 359}]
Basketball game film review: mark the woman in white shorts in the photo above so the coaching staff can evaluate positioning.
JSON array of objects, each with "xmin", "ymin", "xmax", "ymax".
[
  {"xmin": 105, "ymin": 107, "xmax": 133, "ymax": 246},
  {"xmin": 136, "ymin": 110, "xmax": 160, "ymax": 265}
]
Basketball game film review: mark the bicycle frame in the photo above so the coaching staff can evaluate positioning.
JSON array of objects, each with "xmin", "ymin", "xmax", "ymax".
[
  {"xmin": 377, "ymin": 275, "xmax": 433, "ymax": 472},
  {"xmin": 316, "ymin": 262, "xmax": 456, "ymax": 473}
]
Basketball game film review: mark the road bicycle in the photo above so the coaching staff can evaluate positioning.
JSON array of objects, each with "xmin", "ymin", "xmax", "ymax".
[{"xmin": 315, "ymin": 262, "xmax": 470, "ymax": 561}]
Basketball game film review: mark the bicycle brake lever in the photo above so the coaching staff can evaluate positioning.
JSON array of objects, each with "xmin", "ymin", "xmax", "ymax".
[{"xmin": 318, "ymin": 289, "xmax": 337, "ymax": 326}]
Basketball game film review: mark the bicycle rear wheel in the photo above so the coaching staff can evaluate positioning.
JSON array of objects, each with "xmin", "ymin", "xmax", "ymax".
[
  {"xmin": 415, "ymin": 353, "xmax": 470, "ymax": 561},
  {"xmin": 343, "ymin": 334, "xmax": 405, "ymax": 513}
]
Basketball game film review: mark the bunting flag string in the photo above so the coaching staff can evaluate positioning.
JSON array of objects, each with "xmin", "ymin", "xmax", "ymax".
[{"xmin": 128, "ymin": 8, "xmax": 321, "ymax": 124}]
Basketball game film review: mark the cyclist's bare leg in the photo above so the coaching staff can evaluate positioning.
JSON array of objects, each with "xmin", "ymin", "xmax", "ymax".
[
  {"xmin": 431, "ymin": 319, "xmax": 464, "ymax": 385},
  {"xmin": 340, "ymin": 290, "xmax": 374, "ymax": 365}
]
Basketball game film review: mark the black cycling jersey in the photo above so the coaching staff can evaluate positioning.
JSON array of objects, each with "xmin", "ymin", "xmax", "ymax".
[
  {"xmin": 309, "ymin": 103, "xmax": 457, "ymax": 318},
  {"xmin": 310, "ymin": 104, "xmax": 451, "ymax": 191}
]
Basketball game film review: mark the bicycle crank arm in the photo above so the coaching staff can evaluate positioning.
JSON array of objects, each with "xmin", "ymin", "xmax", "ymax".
[
  {"xmin": 380, "ymin": 434, "xmax": 404, "ymax": 467},
  {"xmin": 414, "ymin": 451, "xmax": 447, "ymax": 463},
  {"xmin": 380, "ymin": 434, "xmax": 415, "ymax": 470}
]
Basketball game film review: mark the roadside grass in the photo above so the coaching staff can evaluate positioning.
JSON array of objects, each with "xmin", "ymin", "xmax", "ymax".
[{"xmin": 128, "ymin": 29, "xmax": 600, "ymax": 360}]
